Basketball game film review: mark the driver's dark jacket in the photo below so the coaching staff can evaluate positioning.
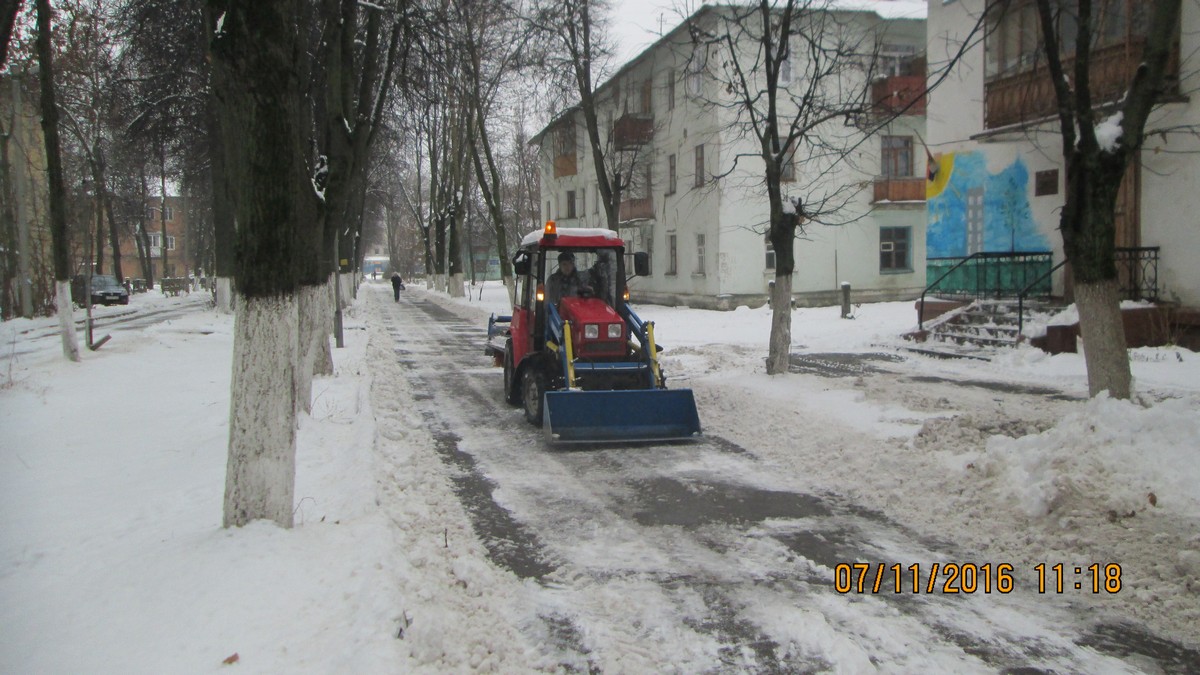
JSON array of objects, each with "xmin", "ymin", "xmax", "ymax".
[{"xmin": 546, "ymin": 268, "xmax": 587, "ymax": 305}]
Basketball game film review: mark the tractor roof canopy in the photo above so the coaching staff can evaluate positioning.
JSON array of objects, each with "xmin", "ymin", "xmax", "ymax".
[{"xmin": 520, "ymin": 225, "xmax": 623, "ymax": 251}]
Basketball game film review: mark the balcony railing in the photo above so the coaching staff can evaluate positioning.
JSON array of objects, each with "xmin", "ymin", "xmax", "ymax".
[
  {"xmin": 985, "ymin": 37, "xmax": 1180, "ymax": 129},
  {"xmin": 1115, "ymin": 246, "xmax": 1160, "ymax": 302},
  {"xmin": 619, "ymin": 196, "xmax": 654, "ymax": 221},
  {"xmin": 872, "ymin": 177, "xmax": 926, "ymax": 203},
  {"xmin": 613, "ymin": 114, "xmax": 654, "ymax": 150},
  {"xmin": 871, "ymin": 75, "xmax": 926, "ymax": 116}
]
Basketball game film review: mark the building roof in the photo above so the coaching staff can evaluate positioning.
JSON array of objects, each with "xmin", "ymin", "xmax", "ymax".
[{"xmin": 529, "ymin": 1, "xmax": 924, "ymax": 146}]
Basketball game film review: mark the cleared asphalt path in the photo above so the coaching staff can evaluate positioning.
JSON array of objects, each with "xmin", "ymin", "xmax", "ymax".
[{"xmin": 378, "ymin": 289, "xmax": 1199, "ymax": 674}]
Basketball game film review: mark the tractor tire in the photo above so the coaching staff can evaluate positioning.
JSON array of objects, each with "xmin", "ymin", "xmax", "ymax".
[
  {"xmin": 522, "ymin": 367, "xmax": 546, "ymax": 426},
  {"xmin": 502, "ymin": 340, "xmax": 520, "ymax": 406}
]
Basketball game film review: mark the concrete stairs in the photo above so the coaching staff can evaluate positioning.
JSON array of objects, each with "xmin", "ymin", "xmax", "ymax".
[{"xmin": 922, "ymin": 298, "xmax": 1065, "ymax": 352}]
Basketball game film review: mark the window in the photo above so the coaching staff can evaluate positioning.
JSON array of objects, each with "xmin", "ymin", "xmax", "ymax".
[
  {"xmin": 780, "ymin": 145, "xmax": 796, "ymax": 182},
  {"xmin": 778, "ymin": 57, "xmax": 792, "ymax": 87},
  {"xmin": 566, "ymin": 190, "xmax": 577, "ymax": 218},
  {"xmin": 880, "ymin": 227, "xmax": 911, "ymax": 272},
  {"xmin": 695, "ymin": 234, "xmax": 706, "ymax": 275},
  {"xmin": 593, "ymin": 186, "xmax": 598, "ymax": 214},
  {"xmin": 765, "ymin": 239, "xmax": 776, "ymax": 270},
  {"xmin": 667, "ymin": 69, "xmax": 676, "ymax": 110},
  {"xmin": 163, "ymin": 205, "xmax": 173, "ymax": 221},
  {"xmin": 148, "ymin": 233, "xmax": 176, "ymax": 251},
  {"xmin": 694, "ymin": 144, "xmax": 705, "ymax": 187},
  {"xmin": 667, "ymin": 154, "xmax": 677, "ymax": 195},
  {"xmin": 881, "ymin": 136, "xmax": 914, "ymax": 178},
  {"xmin": 580, "ymin": 188, "xmax": 586, "ymax": 216},
  {"xmin": 546, "ymin": 200, "xmax": 551, "ymax": 220},
  {"xmin": 667, "ymin": 234, "xmax": 678, "ymax": 275},
  {"xmin": 687, "ymin": 48, "xmax": 705, "ymax": 97},
  {"xmin": 640, "ymin": 79, "xmax": 652, "ymax": 114}
]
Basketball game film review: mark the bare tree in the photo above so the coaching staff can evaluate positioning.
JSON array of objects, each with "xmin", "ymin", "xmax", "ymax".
[
  {"xmin": 688, "ymin": 2, "xmax": 895, "ymax": 374},
  {"xmin": 530, "ymin": 0, "xmax": 635, "ymax": 231},
  {"xmin": 35, "ymin": 0, "xmax": 80, "ymax": 361},
  {"xmin": 454, "ymin": 0, "xmax": 530, "ymax": 302},
  {"xmin": 1031, "ymin": 0, "xmax": 1182, "ymax": 399}
]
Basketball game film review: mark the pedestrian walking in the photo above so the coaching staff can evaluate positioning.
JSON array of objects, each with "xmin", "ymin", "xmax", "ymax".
[{"xmin": 390, "ymin": 272, "xmax": 404, "ymax": 301}]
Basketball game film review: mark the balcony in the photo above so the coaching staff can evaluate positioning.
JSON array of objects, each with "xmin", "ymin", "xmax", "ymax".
[
  {"xmin": 871, "ymin": 75, "xmax": 926, "ymax": 117},
  {"xmin": 613, "ymin": 114, "xmax": 654, "ymax": 150},
  {"xmin": 872, "ymin": 177, "xmax": 926, "ymax": 204},
  {"xmin": 619, "ymin": 196, "xmax": 654, "ymax": 221},
  {"xmin": 985, "ymin": 37, "xmax": 1180, "ymax": 129},
  {"xmin": 553, "ymin": 153, "xmax": 577, "ymax": 178}
]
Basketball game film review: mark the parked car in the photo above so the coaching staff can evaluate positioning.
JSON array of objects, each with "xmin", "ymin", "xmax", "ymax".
[{"xmin": 72, "ymin": 274, "xmax": 130, "ymax": 306}]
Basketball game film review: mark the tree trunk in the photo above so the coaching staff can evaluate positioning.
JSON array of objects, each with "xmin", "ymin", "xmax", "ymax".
[
  {"xmin": 35, "ymin": 0, "xmax": 78, "ymax": 361},
  {"xmin": 1074, "ymin": 278, "xmax": 1131, "ymax": 399},
  {"xmin": 137, "ymin": 164, "xmax": 154, "ymax": 287},
  {"xmin": 767, "ymin": 273, "xmax": 792, "ymax": 375},
  {"xmin": 295, "ymin": 282, "xmax": 325, "ymax": 415},
  {"xmin": 211, "ymin": 0, "xmax": 311, "ymax": 529},
  {"xmin": 159, "ymin": 146, "xmax": 169, "ymax": 279},
  {"xmin": 313, "ymin": 274, "xmax": 335, "ymax": 377},
  {"xmin": 223, "ymin": 294, "xmax": 297, "ymax": 527},
  {"xmin": 206, "ymin": 1, "xmax": 235, "ymax": 314},
  {"xmin": 93, "ymin": 192, "xmax": 104, "ymax": 275}
]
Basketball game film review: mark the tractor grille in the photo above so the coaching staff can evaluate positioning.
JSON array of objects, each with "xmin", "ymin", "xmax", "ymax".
[{"xmin": 577, "ymin": 341, "xmax": 623, "ymax": 357}]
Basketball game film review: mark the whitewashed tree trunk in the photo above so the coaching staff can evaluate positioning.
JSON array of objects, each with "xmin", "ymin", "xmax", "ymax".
[
  {"xmin": 223, "ymin": 293, "xmax": 298, "ymax": 528},
  {"xmin": 295, "ymin": 283, "xmax": 327, "ymax": 415},
  {"xmin": 766, "ymin": 274, "xmax": 793, "ymax": 375},
  {"xmin": 56, "ymin": 281, "xmax": 80, "ymax": 362},
  {"xmin": 1075, "ymin": 279, "xmax": 1132, "ymax": 399},
  {"xmin": 504, "ymin": 275, "xmax": 516, "ymax": 307},
  {"xmin": 215, "ymin": 276, "xmax": 234, "ymax": 314},
  {"xmin": 338, "ymin": 272, "xmax": 354, "ymax": 307},
  {"xmin": 313, "ymin": 275, "xmax": 335, "ymax": 377},
  {"xmin": 448, "ymin": 272, "xmax": 466, "ymax": 298}
]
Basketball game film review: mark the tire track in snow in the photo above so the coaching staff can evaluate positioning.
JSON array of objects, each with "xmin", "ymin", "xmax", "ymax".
[{"xmin": 376, "ymin": 286, "xmax": 1199, "ymax": 673}]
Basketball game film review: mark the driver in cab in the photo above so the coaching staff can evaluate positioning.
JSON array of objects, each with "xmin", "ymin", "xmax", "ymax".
[{"xmin": 546, "ymin": 251, "xmax": 590, "ymax": 305}]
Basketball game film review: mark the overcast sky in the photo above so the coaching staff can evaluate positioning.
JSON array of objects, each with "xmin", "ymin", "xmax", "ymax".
[{"xmin": 607, "ymin": 0, "xmax": 928, "ymax": 66}]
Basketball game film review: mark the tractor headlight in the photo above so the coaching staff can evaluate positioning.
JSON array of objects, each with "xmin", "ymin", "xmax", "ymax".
[
  {"xmin": 607, "ymin": 323, "xmax": 623, "ymax": 338},
  {"xmin": 584, "ymin": 324, "xmax": 599, "ymax": 339}
]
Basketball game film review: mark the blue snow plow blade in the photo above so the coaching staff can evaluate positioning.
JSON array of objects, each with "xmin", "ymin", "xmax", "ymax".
[{"xmin": 543, "ymin": 389, "xmax": 702, "ymax": 443}]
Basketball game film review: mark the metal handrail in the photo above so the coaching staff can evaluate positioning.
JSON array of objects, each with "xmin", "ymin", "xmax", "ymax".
[
  {"xmin": 1016, "ymin": 259, "xmax": 1068, "ymax": 336},
  {"xmin": 918, "ymin": 251, "xmax": 1053, "ymax": 330},
  {"xmin": 918, "ymin": 252, "xmax": 986, "ymax": 331}
]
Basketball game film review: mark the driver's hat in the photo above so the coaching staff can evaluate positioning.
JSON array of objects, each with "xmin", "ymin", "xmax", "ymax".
[{"xmin": 557, "ymin": 252, "xmax": 575, "ymax": 263}]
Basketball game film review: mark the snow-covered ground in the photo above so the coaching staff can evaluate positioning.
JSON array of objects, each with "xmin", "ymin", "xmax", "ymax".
[{"xmin": 2, "ymin": 280, "xmax": 1198, "ymax": 672}]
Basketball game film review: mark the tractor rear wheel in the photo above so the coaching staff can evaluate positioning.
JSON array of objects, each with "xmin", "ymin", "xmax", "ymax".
[
  {"xmin": 502, "ymin": 340, "xmax": 520, "ymax": 406},
  {"xmin": 522, "ymin": 367, "xmax": 546, "ymax": 426}
]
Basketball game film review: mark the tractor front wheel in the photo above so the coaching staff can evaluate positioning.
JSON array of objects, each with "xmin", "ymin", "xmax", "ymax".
[
  {"xmin": 522, "ymin": 367, "xmax": 546, "ymax": 426},
  {"xmin": 502, "ymin": 340, "xmax": 520, "ymax": 406}
]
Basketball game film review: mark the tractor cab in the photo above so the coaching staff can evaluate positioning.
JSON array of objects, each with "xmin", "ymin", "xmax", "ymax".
[{"xmin": 486, "ymin": 222, "xmax": 701, "ymax": 443}]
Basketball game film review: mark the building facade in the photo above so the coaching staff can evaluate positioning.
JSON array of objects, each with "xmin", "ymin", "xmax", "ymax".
[
  {"xmin": 114, "ymin": 196, "xmax": 191, "ymax": 282},
  {"xmin": 925, "ymin": 0, "xmax": 1199, "ymax": 308},
  {"xmin": 532, "ymin": 5, "xmax": 928, "ymax": 309}
]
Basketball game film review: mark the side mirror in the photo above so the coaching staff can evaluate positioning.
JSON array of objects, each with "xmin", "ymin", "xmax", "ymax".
[
  {"xmin": 633, "ymin": 251, "xmax": 650, "ymax": 277},
  {"xmin": 512, "ymin": 252, "xmax": 530, "ymax": 276}
]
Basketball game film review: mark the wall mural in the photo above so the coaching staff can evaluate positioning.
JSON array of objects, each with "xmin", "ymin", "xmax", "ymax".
[{"xmin": 926, "ymin": 151, "xmax": 1050, "ymax": 258}]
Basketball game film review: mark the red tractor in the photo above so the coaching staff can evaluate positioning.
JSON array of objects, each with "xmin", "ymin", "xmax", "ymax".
[{"xmin": 487, "ymin": 222, "xmax": 701, "ymax": 443}]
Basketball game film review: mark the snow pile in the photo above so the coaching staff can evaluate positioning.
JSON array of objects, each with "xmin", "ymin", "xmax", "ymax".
[
  {"xmin": 976, "ymin": 394, "xmax": 1200, "ymax": 519},
  {"xmin": 1095, "ymin": 111, "xmax": 1125, "ymax": 153}
]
